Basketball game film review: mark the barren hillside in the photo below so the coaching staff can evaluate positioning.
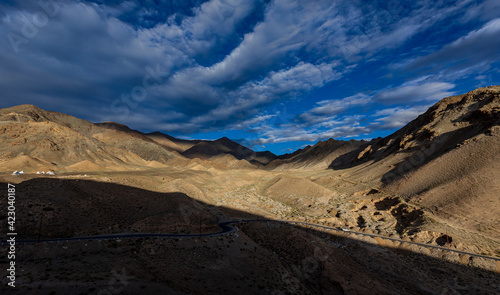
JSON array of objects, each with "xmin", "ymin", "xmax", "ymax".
[
  {"xmin": 324, "ymin": 86, "xmax": 500, "ymax": 244},
  {"xmin": 0, "ymin": 105, "xmax": 177, "ymax": 172}
]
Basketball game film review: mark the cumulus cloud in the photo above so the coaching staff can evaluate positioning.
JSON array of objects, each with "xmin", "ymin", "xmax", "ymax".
[
  {"xmin": 150, "ymin": 61, "xmax": 343, "ymax": 132},
  {"xmin": 251, "ymin": 78, "xmax": 455, "ymax": 145},
  {"xmin": 0, "ymin": 1, "xmax": 187, "ymax": 114}
]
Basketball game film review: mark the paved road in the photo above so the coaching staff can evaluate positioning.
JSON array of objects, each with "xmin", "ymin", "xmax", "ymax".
[
  {"xmin": 275, "ymin": 220, "xmax": 500, "ymax": 262},
  {"xmin": 1, "ymin": 221, "xmax": 238, "ymax": 244},
  {"xmin": 3, "ymin": 219, "xmax": 499, "ymax": 262}
]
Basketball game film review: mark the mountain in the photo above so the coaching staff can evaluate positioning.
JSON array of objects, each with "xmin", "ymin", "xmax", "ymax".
[
  {"xmin": 96, "ymin": 125, "xmax": 277, "ymax": 165},
  {"xmin": 103, "ymin": 127, "xmax": 277, "ymax": 165},
  {"xmin": 267, "ymin": 138, "xmax": 366, "ymax": 170},
  {"xmin": 328, "ymin": 85, "xmax": 500, "ymax": 239},
  {"xmin": 2, "ymin": 85, "xmax": 498, "ymax": 178},
  {"xmin": 181, "ymin": 137, "xmax": 277, "ymax": 165},
  {"xmin": 145, "ymin": 131, "xmax": 202, "ymax": 153},
  {"xmin": 0, "ymin": 105, "xmax": 277, "ymax": 172},
  {"xmin": 0, "ymin": 105, "xmax": 177, "ymax": 171},
  {"xmin": 95, "ymin": 123, "xmax": 204, "ymax": 156},
  {"xmin": 330, "ymin": 86, "xmax": 500, "ymax": 175}
]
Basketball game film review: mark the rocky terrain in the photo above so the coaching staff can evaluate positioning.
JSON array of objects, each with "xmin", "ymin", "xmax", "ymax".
[{"xmin": 327, "ymin": 86, "xmax": 500, "ymax": 252}]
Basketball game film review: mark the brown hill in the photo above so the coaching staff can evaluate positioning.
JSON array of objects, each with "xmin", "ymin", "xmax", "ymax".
[
  {"xmin": 0, "ymin": 105, "xmax": 177, "ymax": 172},
  {"xmin": 330, "ymin": 86, "xmax": 500, "ymax": 177},
  {"xmin": 66, "ymin": 160, "xmax": 106, "ymax": 171},
  {"xmin": 261, "ymin": 176, "xmax": 338, "ymax": 210},
  {"xmin": 0, "ymin": 105, "xmax": 274, "ymax": 172},
  {"xmin": 95, "ymin": 125, "xmax": 201, "ymax": 154},
  {"xmin": 328, "ymin": 85, "xmax": 500, "ymax": 240},
  {"xmin": 208, "ymin": 153, "xmax": 256, "ymax": 169}
]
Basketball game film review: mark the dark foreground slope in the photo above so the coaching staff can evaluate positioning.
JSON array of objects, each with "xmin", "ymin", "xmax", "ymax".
[{"xmin": 1, "ymin": 176, "xmax": 498, "ymax": 295}]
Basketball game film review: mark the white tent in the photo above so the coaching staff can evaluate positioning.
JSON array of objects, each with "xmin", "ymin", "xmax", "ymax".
[
  {"xmin": 12, "ymin": 171, "xmax": 20, "ymax": 175},
  {"xmin": 47, "ymin": 171, "xmax": 56, "ymax": 175},
  {"xmin": 19, "ymin": 171, "xmax": 25, "ymax": 174},
  {"xmin": 36, "ymin": 171, "xmax": 41, "ymax": 174}
]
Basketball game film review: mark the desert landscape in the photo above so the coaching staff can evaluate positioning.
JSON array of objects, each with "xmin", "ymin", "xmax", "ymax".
[
  {"xmin": 1, "ymin": 1, "xmax": 500, "ymax": 294},
  {"xmin": 1, "ymin": 86, "xmax": 499, "ymax": 294}
]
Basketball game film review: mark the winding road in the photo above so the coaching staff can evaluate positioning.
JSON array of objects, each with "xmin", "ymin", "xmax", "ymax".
[{"xmin": 3, "ymin": 219, "xmax": 500, "ymax": 262}]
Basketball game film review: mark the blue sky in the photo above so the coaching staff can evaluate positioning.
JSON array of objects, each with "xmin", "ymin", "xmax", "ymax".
[{"xmin": 1, "ymin": 0, "xmax": 499, "ymax": 154}]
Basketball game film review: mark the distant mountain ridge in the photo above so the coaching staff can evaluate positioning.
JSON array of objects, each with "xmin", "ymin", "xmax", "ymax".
[
  {"xmin": 145, "ymin": 131, "xmax": 202, "ymax": 153},
  {"xmin": 0, "ymin": 105, "xmax": 277, "ymax": 171},
  {"xmin": 180, "ymin": 137, "xmax": 277, "ymax": 165},
  {"xmin": 96, "ymin": 122, "xmax": 277, "ymax": 164},
  {"xmin": 265, "ymin": 139, "xmax": 363, "ymax": 170}
]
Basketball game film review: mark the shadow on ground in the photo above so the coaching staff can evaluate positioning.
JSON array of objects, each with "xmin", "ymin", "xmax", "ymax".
[{"xmin": 0, "ymin": 178, "xmax": 498, "ymax": 295}]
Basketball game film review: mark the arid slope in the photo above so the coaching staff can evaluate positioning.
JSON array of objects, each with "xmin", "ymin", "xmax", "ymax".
[{"xmin": 326, "ymin": 86, "xmax": 500, "ymax": 242}]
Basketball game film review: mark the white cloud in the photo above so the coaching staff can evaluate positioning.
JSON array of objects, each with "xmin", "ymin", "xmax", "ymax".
[
  {"xmin": 171, "ymin": 0, "xmax": 257, "ymax": 56},
  {"xmin": 298, "ymin": 93, "xmax": 371, "ymax": 125},
  {"xmin": 252, "ymin": 78, "xmax": 454, "ymax": 145},
  {"xmin": 407, "ymin": 18, "xmax": 500, "ymax": 76},
  {"xmin": 253, "ymin": 122, "xmax": 370, "ymax": 145},
  {"xmin": 374, "ymin": 81, "xmax": 456, "ymax": 104},
  {"xmin": 372, "ymin": 105, "xmax": 431, "ymax": 129},
  {"xmin": 162, "ymin": 61, "xmax": 344, "ymax": 130},
  {"xmin": 461, "ymin": 0, "xmax": 500, "ymax": 23}
]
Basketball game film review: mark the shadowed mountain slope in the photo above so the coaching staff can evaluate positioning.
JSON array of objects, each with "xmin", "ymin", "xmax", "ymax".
[
  {"xmin": 268, "ymin": 139, "xmax": 365, "ymax": 170},
  {"xmin": 330, "ymin": 86, "xmax": 500, "ymax": 174},
  {"xmin": 181, "ymin": 137, "xmax": 277, "ymax": 165},
  {"xmin": 145, "ymin": 131, "xmax": 202, "ymax": 153}
]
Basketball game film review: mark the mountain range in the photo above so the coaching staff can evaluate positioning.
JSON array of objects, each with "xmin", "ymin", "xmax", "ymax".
[{"xmin": 1, "ymin": 86, "xmax": 499, "ymax": 183}]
